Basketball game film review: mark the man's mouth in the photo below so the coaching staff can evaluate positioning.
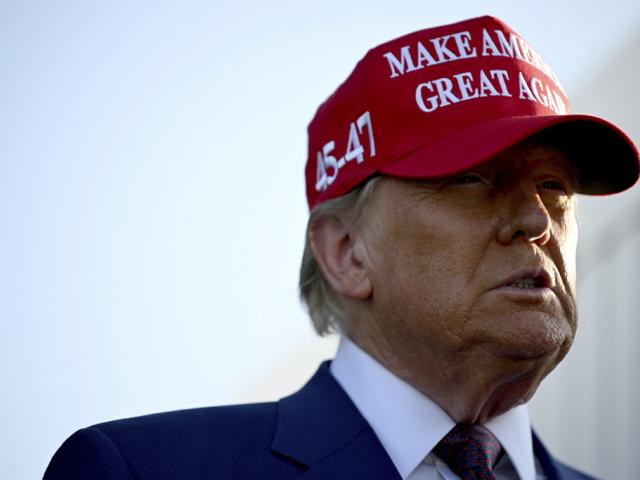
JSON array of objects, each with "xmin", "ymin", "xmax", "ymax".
[
  {"xmin": 496, "ymin": 268, "xmax": 553, "ymax": 290},
  {"xmin": 507, "ymin": 278, "xmax": 542, "ymax": 289}
]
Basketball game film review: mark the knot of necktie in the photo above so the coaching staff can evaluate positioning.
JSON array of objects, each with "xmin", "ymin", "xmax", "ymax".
[{"xmin": 434, "ymin": 424, "xmax": 502, "ymax": 480}]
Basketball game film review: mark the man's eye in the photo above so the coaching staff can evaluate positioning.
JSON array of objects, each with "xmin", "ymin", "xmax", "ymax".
[
  {"xmin": 450, "ymin": 174, "xmax": 484, "ymax": 184},
  {"xmin": 540, "ymin": 180, "xmax": 567, "ymax": 192}
]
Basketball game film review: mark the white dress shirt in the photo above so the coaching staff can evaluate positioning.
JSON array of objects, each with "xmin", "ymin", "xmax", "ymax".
[{"xmin": 330, "ymin": 336, "xmax": 547, "ymax": 480}]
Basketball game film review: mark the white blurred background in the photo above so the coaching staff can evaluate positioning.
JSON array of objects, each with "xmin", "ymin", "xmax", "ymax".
[{"xmin": 1, "ymin": 1, "xmax": 639, "ymax": 478}]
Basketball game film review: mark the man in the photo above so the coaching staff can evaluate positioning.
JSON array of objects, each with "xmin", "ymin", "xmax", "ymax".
[{"xmin": 45, "ymin": 15, "xmax": 638, "ymax": 480}]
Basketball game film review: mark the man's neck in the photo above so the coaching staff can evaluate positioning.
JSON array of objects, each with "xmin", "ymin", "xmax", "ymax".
[{"xmin": 330, "ymin": 335, "xmax": 538, "ymax": 480}]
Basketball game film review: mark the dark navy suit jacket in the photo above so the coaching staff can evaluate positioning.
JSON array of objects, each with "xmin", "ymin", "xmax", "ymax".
[{"xmin": 44, "ymin": 362, "xmax": 596, "ymax": 479}]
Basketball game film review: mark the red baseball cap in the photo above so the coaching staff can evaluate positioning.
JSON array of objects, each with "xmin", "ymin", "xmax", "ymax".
[{"xmin": 305, "ymin": 15, "xmax": 640, "ymax": 209}]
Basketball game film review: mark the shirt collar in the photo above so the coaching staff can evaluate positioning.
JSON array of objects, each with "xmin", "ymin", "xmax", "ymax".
[{"xmin": 330, "ymin": 336, "xmax": 537, "ymax": 480}]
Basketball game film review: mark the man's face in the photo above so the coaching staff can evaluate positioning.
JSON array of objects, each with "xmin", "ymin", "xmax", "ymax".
[{"xmin": 356, "ymin": 140, "xmax": 579, "ymax": 381}]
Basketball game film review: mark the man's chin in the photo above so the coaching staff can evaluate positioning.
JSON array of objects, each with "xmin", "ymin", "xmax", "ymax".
[
  {"xmin": 479, "ymin": 311, "xmax": 575, "ymax": 361},
  {"xmin": 498, "ymin": 334, "xmax": 572, "ymax": 363}
]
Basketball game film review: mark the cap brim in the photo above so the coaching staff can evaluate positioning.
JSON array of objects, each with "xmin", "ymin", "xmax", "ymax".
[{"xmin": 379, "ymin": 115, "xmax": 640, "ymax": 195}]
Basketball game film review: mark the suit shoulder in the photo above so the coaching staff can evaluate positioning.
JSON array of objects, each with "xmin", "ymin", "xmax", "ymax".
[
  {"xmin": 94, "ymin": 401, "xmax": 279, "ymax": 437},
  {"xmin": 91, "ymin": 402, "xmax": 281, "ymax": 460},
  {"xmin": 44, "ymin": 426, "xmax": 134, "ymax": 479},
  {"xmin": 45, "ymin": 402, "xmax": 303, "ymax": 480}
]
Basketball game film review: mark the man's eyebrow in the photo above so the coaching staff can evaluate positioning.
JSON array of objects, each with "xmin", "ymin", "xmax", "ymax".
[{"xmin": 530, "ymin": 157, "xmax": 580, "ymax": 190}]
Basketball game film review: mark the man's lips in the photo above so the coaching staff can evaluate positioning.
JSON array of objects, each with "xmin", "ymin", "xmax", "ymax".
[{"xmin": 494, "ymin": 267, "xmax": 554, "ymax": 290}]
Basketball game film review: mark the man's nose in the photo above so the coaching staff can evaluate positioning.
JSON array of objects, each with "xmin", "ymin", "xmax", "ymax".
[{"xmin": 497, "ymin": 185, "xmax": 552, "ymax": 246}]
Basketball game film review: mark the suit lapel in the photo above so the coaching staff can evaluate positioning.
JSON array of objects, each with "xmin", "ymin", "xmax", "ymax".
[
  {"xmin": 293, "ymin": 429, "xmax": 402, "ymax": 480},
  {"xmin": 271, "ymin": 361, "xmax": 401, "ymax": 480},
  {"xmin": 532, "ymin": 430, "xmax": 562, "ymax": 480}
]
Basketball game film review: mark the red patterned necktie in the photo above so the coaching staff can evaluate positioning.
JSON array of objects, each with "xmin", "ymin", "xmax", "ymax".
[{"xmin": 433, "ymin": 424, "xmax": 502, "ymax": 480}]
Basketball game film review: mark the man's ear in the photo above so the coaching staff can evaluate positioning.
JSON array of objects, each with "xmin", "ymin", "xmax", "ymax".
[{"xmin": 308, "ymin": 215, "xmax": 372, "ymax": 300}]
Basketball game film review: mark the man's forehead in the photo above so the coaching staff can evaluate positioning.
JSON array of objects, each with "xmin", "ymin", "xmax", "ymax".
[{"xmin": 483, "ymin": 139, "xmax": 576, "ymax": 175}]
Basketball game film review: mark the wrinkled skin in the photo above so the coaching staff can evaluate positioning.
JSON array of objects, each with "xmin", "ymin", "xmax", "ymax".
[{"xmin": 346, "ymin": 140, "xmax": 579, "ymax": 423}]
